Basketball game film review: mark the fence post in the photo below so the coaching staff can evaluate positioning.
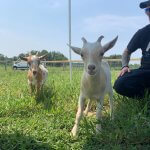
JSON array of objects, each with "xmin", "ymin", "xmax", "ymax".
[
  {"xmin": 63, "ymin": 62, "xmax": 65, "ymax": 71},
  {"xmin": 4, "ymin": 57, "xmax": 7, "ymax": 71},
  {"xmin": 68, "ymin": 0, "xmax": 72, "ymax": 82}
]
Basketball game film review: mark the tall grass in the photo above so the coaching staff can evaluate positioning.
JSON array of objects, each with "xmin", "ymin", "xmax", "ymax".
[{"xmin": 0, "ymin": 66, "xmax": 150, "ymax": 150}]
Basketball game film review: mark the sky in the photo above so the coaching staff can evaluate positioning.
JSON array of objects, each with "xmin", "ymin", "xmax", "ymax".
[{"xmin": 0, "ymin": 0, "xmax": 149, "ymax": 60}]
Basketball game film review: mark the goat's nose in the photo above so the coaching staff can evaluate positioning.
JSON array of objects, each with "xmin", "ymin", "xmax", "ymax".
[
  {"xmin": 88, "ymin": 64, "xmax": 96, "ymax": 71},
  {"xmin": 33, "ymin": 71, "xmax": 37, "ymax": 75}
]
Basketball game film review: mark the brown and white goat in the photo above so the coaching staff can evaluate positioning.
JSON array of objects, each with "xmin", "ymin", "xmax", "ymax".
[{"xmin": 21, "ymin": 53, "xmax": 48, "ymax": 95}]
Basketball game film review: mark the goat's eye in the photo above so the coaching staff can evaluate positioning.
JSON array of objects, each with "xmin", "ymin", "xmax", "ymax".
[
  {"xmin": 81, "ymin": 53, "xmax": 84, "ymax": 58},
  {"xmin": 99, "ymin": 52, "xmax": 104, "ymax": 57}
]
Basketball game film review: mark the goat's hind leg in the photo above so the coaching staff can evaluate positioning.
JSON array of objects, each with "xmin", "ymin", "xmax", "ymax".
[
  {"xmin": 84, "ymin": 99, "xmax": 92, "ymax": 116},
  {"xmin": 108, "ymin": 87, "xmax": 114, "ymax": 120},
  {"xmin": 96, "ymin": 95, "xmax": 104, "ymax": 134},
  {"xmin": 29, "ymin": 83, "xmax": 35, "ymax": 95},
  {"xmin": 71, "ymin": 95, "xmax": 85, "ymax": 137},
  {"xmin": 36, "ymin": 83, "xmax": 42, "ymax": 97}
]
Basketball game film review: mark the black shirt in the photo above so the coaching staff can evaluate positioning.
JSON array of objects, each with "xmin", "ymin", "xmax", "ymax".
[{"xmin": 127, "ymin": 24, "xmax": 150, "ymax": 68}]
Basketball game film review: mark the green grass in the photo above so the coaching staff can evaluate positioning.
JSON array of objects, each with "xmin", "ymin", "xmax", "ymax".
[{"xmin": 0, "ymin": 66, "xmax": 150, "ymax": 150}]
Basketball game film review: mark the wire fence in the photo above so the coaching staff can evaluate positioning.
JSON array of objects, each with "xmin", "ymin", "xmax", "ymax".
[{"xmin": 0, "ymin": 59, "xmax": 140, "ymax": 71}]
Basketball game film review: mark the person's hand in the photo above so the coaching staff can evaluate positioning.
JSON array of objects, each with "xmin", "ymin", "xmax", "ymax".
[{"xmin": 118, "ymin": 66, "xmax": 130, "ymax": 77}]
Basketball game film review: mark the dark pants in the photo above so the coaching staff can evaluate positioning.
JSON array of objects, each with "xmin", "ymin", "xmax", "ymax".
[{"xmin": 113, "ymin": 68, "xmax": 150, "ymax": 98}]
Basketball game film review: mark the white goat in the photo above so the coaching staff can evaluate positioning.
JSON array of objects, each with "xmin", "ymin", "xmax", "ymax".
[
  {"xmin": 69, "ymin": 35, "xmax": 118, "ymax": 137},
  {"xmin": 21, "ymin": 53, "xmax": 48, "ymax": 95}
]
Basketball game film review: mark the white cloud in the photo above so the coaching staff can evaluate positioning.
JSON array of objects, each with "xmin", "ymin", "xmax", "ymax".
[
  {"xmin": 83, "ymin": 14, "xmax": 148, "ymax": 33},
  {"xmin": 75, "ymin": 14, "xmax": 148, "ymax": 59}
]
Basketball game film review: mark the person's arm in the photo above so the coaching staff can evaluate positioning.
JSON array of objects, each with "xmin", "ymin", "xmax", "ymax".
[
  {"xmin": 118, "ymin": 29, "xmax": 141, "ymax": 77},
  {"xmin": 122, "ymin": 48, "xmax": 132, "ymax": 68},
  {"xmin": 119, "ymin": 48, "xmax": 132, "ymax": 77}
]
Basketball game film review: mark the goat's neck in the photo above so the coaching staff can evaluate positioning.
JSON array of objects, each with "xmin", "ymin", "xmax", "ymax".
[{"xmin": 81, "ymin": 65, "xmax": 106, "ymax": 98}]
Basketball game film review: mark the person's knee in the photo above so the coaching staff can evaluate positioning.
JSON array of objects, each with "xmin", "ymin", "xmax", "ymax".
[
  {"xmin": 113, "ymin": 76, "xmax": 144, "ymax": 98},
  {"xmin": 113, "ymin": 77, "xmax": 126, "ymax": 95}
]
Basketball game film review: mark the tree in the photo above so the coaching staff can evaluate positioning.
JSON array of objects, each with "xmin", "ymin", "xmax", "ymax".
[
  {"xmin": 40, "ymin": 50, "xmax": 48, "ymax": 56},
  {"xmin": 104, "ymin": 54, "xmax": 122, "ymax": 59},
  {"xmin": 0, "ymin": 54, "xmax": 5, "ymax": 61},
  {"xmin": 18, "ymin": 53, "xmax": 26, "ymax": 59},
  {"xmin": 12, "ymin": 56, "xmax": 18, "ymax": 61},
  {"xmin": 0, "ymin": 50, "xmax": 68, "ymax": 67}
]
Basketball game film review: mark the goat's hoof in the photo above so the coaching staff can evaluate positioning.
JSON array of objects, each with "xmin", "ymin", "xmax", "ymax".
[
  {"xmin": 70, "ymin": 131, "xmax": 78, "ymax": 138},
  {"xmin": 70, "ymin": 126, "xmax": 78, "ymax": 137},
  {"xmin": 70, "ymin": 130, "xmax": 77, "ymax": 137},
  {"xmin": 83, "ymin": 111, "xmax": 88, "ymax": 116}
]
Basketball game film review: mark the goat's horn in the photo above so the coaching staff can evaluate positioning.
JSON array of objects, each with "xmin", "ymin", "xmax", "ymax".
[
  {"xmin": 39, "ymin": 54, "xmax": 48, "ymax": 60},
  {"xmin": 97, "ymin": 35, "xmax": 104, "ymax": 43},
  {"xmin": 81, "ymin": 37, "xmax": 87, "ymax": 44}
]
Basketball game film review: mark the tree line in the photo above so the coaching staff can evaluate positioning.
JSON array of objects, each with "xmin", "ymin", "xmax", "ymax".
[
  {"xmin": 104, "ymin": 54, "xmax": 122, "ymax": 59},
  {"xmin": 0, "ymin": 51, "xmax": 122, "ymax": 62},
  {"xmin": 0, "ymin": 51, "xmax": 122, "ymax": 67},
  {"xmin": 0, "ymin": 50, "xmax": 68, "ymax": 62}
]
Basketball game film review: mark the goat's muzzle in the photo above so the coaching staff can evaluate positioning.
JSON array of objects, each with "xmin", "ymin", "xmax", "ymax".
[
  {"xmin": 33, "ymin": 70, "xmax": 37, "ymax": 75},
  {"xmin": 88, "ymin": 64, "xmax": 96, "ymax": 75}
]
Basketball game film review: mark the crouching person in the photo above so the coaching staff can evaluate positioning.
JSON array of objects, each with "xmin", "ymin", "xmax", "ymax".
[{"xmin": 114, "ymin": 0, "xmax": 150, "ymax": 99}]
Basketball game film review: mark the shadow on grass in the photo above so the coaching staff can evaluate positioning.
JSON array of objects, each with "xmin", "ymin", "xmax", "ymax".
[
  {"xmin": 0, "ymin": 133, "xmax": 53, "ymax": 150},
  {"xmin": 81, "ymin": 95, "xmax": 150, "ymax": 149},
  {"xmin": 35, "ymin": 84, "xmax": 56, "ymax": 110}
]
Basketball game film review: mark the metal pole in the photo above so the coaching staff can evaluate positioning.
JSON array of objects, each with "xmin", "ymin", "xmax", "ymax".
[
  {"xmin": 4, "ymin": 56, "xmax": 7, "ymax": 71},
  {"xmin": 68, "ymin": 0, "xmax": 72, "ymax": 82}
]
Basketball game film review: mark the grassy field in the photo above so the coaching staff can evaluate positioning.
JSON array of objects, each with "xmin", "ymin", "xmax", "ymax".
[{"xmin": 0, "ymin": 66, "xmax": 150, "ymax": 150}]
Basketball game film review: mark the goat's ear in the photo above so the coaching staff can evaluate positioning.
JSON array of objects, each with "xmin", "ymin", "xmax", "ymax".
[
  {"xmin": 103, "ymin": 36, "xmax": 118, "ymax": 53},
  {"xmin": 36, "ymin": 52, "xmax": 39, "ymax": 56},
  {"xmin": 39, "ymin": 54, "xmax": 48, "ymax": 60},
  {"xmin": 67, "ymin": 44, "xmax": 81, "ymax": 55},
  {"xmin": 20, "ymin": 57, "xmax": 28, "ymax": 61}
]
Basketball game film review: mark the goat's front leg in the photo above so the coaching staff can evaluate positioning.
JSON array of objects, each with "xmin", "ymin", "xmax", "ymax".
[
  {"xmin": 84, "ymin": 99, "xmax": 92, "ymax": 116},
  {"xmin": 29, "ymin": 83, "xmax": 34, "ymax": 95},
  {"xmin": 96, "ymin": 95, "xmax": 104, "ymax": 134},
  {"xmin": 36, "ymin": 83, "xmax": 41, "ymax": 96},
  {"xmin": 71, "ymin": 95, "xmax": 85, "ymax": 137}
]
